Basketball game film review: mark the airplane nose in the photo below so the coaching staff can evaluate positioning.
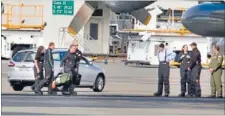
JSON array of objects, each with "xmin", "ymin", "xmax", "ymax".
[
  {"xmin": 181, "ymin": 3, "xmax": 225, "ymax": 37},
  {"xmin": 181, "ymin": 5, "xmax": 200, "ymax": 31}
]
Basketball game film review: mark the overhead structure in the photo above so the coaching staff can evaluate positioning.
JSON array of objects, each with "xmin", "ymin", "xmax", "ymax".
[
  {"xmin": 68, "ymin": 1, "xmax": 156, "ymax": 36},
  {"xmin": 1, "ymin": 3, "xmax": 46, "ymax": 30},
  {"xmin": 120, "ymin": 7, "xmax": 198, "ymax": 36}
]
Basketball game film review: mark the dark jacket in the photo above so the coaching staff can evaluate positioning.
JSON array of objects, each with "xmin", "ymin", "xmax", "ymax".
[
  {"xmin": 60, "ymin": 51, "xmax": 77, "ymax": 69},
  {"xmin": 190, "ymin": 48, "xmax": 201, "ymax": 69},
  {"xmin": 44, "ymin": 48, "xmax": 54, "ymax": 68},
  {"xmin": 178, "ymin": 52, "xmax": 191, "ymax": 70}
]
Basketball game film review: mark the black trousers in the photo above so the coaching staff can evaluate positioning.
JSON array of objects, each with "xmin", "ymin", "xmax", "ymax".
[
  {"xmin": 190, "ymin": 65, "xmax": 202, "ymax": 96},
  {"xmin": 62, "ymin": 68, "xmax": 77, "ymax": 94},
  {"xmin": 33, "ymin": 63, "xmax": 44, "ymax": 89},
  {"xmin": 180, "ymin": 66, "xmax": 191, "ymax": 94},
  {"xmin": 157, "ymin": 62, "xmax": 170, "ymax": 95},
  {"xmin": 37, "ymin": 66, "xmax": 55, "ymax": 93}
]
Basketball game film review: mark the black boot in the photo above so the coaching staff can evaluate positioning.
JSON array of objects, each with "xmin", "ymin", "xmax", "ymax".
[
  {"xmin": 68, "ymin": 84, "xmax": 77, "ymax": 96},
  {"xmin": 34, "ymin": 88, "xmax": 43, "ymax": 96},
  {"xmin": 193, "ymin": 94, "xmax": 201, "ymax": 98},
  {"xmin": 217, "ymin": 96, "xmax": 223, "ymax": 98},
  {"xmin": 153, "ymin": 92, "xmax": 162, "ymax": 97},
  {"xmin": 70, "ymin": 91, "xmax": 78, "ymax": 96},
  {"xmin": 31, "ymin": 86, "xmax": 35, "ymax": 91},
  {"xmin": 178, "ymin": 93, "xmax": 185, "ymax": 97},
  {"xmin": 186, "ymin": 94, "xmax": 193, "ymax": 98},
  {"xmin": 164, "ymin": 94, "xmax": 169, "ymax": 97}
]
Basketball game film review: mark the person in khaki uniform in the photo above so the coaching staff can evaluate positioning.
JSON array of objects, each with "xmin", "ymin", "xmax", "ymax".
[{"xmin": 209, "ymin": 44, "xmax": 223, "ymax": 98}]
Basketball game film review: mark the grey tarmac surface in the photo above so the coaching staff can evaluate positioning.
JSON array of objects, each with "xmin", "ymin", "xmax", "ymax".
[{"xmin": 1, "ymin": 60, "xmax": 225, "ymax": 115}]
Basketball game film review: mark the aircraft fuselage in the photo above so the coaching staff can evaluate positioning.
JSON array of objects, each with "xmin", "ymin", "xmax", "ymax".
[{"xmin": 181, "ymin": 2, "xmax": 225, "ymax": 37}]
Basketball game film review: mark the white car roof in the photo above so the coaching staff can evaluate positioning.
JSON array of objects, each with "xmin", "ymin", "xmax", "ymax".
[{"xmin": 18, "ymin": 48, "xmax": 68, "ymax": 53}]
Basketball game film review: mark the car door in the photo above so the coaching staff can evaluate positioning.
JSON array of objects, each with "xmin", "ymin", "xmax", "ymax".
[{"xmin": 79, "ymin": 57, "xmax": 93, "ymax": 86}]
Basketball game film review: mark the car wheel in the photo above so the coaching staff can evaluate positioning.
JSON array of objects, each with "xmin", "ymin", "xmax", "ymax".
[
  {"xmin": 93, "ymin": 75, "xmax": 105, "ymax": 92},
  {"xmin": 12, "ymin": 84, "xmax": 24, "ymax": 91}
]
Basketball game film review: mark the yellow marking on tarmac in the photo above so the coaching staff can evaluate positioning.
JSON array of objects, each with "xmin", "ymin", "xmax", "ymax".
[
  {"xmin": 144, "ymin": 15, "xmax": 151, "ymax": 25},
  {"xmin": 68, "ymin": 27, "xmax": 77, "ymax": 36}
]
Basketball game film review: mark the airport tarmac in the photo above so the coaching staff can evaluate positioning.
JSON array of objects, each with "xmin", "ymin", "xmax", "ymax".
[{"xmin": 1, "ymin": 60, "xmax": 224, "ymax": 115}]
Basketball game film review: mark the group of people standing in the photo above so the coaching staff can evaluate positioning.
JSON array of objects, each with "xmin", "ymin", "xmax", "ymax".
[
  {"xmin": 31, "ymin": 41, "xmax": 82, "ymax": 96},
  {"xmin": 154, "ymin": 42, "xmax": 223, "ymax": 98}
]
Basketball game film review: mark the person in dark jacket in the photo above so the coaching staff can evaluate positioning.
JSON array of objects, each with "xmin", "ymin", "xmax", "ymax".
[
  {"xmin": 71, "ymin": 41, "xmax": 83, "ymax": 91},
  {"xmin": 60, "ymin": 45, "xmax": 78, "ymax": 95},
  {"xmin": 187, "ymin": 42, "xmax": 202, "ymax": 97},
  {"xmin": 31, "ymin": 46, "xmax": 45, "ymax": 91},
  {"xmin": 177, "ymin": 45, "xmax": 191, "ymax": 97},
  {"xmin": 34, "ymin": 42, "xmax": 55, "ymax": 95}
]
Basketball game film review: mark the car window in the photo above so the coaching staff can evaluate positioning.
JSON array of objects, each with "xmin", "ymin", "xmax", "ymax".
[
  {"xmin": 53, "ymin": 53, "xmax": 60, "ymax": 61},
  {"xmin": 52, "ymin": 52, "xmax": 66, "ymax": 61},
  {"xmin": 12, "ymin": 52, "xmax": 27, "ymax": 62},
  {"xmin": 80, "ymin": 57, "xmax": 89, "ymax": 64},
  {"xmin": 52, "ymin": 51, "xmax": 88, "ymax": 64},
  {"xmin": 24, "ymin": 52, "xmax": 35, "ymax": 62}
]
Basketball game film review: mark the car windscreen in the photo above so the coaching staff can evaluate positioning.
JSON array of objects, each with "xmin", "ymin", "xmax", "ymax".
[{"xmin": 12, "ymin": 52, "xmax": 28, "ymax": 62}]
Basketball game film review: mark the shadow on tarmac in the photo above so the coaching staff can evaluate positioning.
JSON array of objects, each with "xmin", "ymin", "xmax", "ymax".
[{"xmin": 2, "ymin": 93, "xmax": 224, "ymax": 100}]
